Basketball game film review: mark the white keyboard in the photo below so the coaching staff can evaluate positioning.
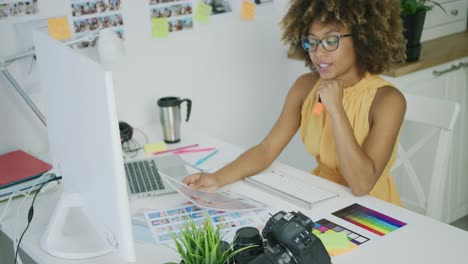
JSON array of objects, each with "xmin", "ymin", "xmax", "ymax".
[{"xmin": 244, "ymin": 167, "xmax": 338, "ymax": 209}]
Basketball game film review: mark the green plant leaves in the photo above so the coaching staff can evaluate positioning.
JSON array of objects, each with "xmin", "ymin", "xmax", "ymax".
[
  {"xmin": 168, "ymin": 215, "xmax": 253, "ymax": 264},
  {"xmin": 400, "ymin": 0, "xmax": 446, "ymax": 15}
]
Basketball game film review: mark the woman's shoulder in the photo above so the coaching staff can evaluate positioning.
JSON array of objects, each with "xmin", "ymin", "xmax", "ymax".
[
  {"xmin": 374, "ymin": 85, "xmax": 406, "ymax": 106},
  {"xmin": 371, "ymin": 85, "xmax": 407, "ymax": 120},
  {"xmin": 291, "ymin": 71, "xmax": 320, "ymax": 96}
]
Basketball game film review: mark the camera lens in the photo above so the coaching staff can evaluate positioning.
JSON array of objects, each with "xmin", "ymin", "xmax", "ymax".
[
  {"xmin": 219, "ymin": 240, "xmax": 235, "ymax": 264},
  {"xmin": 233, "ymin": 227, "xmax": 264, "ymax": 263}
]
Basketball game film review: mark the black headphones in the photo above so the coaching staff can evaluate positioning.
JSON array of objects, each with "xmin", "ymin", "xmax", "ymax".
[{"xmin": 119, "ymin": 121, "xmax": 133, "ymax": 143}]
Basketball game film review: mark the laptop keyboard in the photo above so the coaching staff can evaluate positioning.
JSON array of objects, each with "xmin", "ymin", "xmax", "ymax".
[{"xmin": 124, "ymin": 159, "xmax": 165, "ymax": 194}]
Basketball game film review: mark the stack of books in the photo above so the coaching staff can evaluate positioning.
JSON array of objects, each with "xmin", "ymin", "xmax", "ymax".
[{"xmin": 0, "ymin": 150, "xmax": 54, "ymax": 201}]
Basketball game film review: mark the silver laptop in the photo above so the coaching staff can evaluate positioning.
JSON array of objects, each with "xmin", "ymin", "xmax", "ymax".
[{"xmin": 124, "ymin": 154, "xmax": 188, "ymax": 198}]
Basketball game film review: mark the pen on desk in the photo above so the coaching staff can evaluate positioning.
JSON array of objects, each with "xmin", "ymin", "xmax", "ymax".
[
  {"xmin": 151, "ymin": 144, "xmax": 199, "ymax": 155},
  {"xmin": 194, "ymin": 149, "xmax": 219, "ymax": 167},
  {"xmin": 183, "ymin": 160, "xmax": 203, "ymax": 171},
  {"xmin": 173, "ymin": 147, "xmax": 217, "ymax": 154}
]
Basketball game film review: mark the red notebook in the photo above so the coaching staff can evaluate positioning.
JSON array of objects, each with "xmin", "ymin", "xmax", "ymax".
[{"xmin": 0, "ymin": 150, "xmax": 52, "ymax": 188}]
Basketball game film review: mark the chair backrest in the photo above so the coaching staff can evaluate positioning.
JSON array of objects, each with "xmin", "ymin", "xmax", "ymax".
[{"xmin": 391, "ymin": 93, "xmax": 460, "ymax": 223}]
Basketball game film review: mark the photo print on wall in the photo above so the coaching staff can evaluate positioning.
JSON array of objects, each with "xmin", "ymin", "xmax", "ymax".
[
  {"xmin": 0, "ymin": 0, "xmax": 38, "ymax": 19},
  {"xmin": 201, "ymin": 0, "xmax": 231, "ymax": 15},
  {"xmin": 254, "ymin": 0, "xmax": 272, "ymax": 5},
  {"xmin": 69, "ymin": 0, "xmax": 124, "ymax": 48},
  {"xmin": 149, "ymin": 0, "xmax": 194, "ymax": 37}
]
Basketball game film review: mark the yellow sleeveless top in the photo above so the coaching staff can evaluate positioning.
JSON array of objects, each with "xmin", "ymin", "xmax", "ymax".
[{"xmin": 300, "ymin": 73, "xmax": 402, "ymax": 206}]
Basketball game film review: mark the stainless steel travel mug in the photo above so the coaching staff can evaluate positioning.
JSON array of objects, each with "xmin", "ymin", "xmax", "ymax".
[{"xmin": 157, "ymin": 97, "xmax": 192, "ymax": 143}]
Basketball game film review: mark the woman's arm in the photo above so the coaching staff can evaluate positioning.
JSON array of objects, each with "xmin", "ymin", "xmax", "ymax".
[
  {"xmin": 329, "ymin": 86, "xmax": 406, "ymax": 195},
  {"xmin": 183, "ymin": 73, "xmax": 318, "ymax": 190}
]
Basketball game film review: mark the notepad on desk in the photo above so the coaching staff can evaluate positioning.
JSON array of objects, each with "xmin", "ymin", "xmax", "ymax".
[{"xmin": 0, "ymin": 150, "xmax": 53, "ymax": 201}]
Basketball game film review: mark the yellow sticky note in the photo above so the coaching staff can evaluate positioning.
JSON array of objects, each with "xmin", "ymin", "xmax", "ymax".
[
  {"xmin": 316, "ymin": 231, "xmax": 351, "ymax": 251},
  {"xmin": 241, "ymin": 0, "xmax": 256, "ymax": 21},
  {"xmin": 194, "ymin": 2, "xmax": 212, "ymax": 24},
  {"xmin": 152, "ymin": 18, "xmax": 169, "ymax": 38},
  {"xmin": 327, "ymin": 241, "xmax": 357, "ymax": 256},
  {"xmin": 48, "ymin": 17, "xmax": 72, "ymax": 41},
  {"xmin": 144, "ymin": 142, "xmax": 167, "ymax": 154}
]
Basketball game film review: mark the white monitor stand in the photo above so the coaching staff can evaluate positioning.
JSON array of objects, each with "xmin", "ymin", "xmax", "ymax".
[
  {"xmin": 33, "ymin": 31, "xmax": 135, "ymax": 261},
  {"xmin": 41, "ymin": 193, "xmax": 113, "ymax": 259}
]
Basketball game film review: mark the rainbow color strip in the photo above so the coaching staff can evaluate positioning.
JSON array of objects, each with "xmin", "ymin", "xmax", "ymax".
[{"xmin": 332, "ymin": 203, "xmax": 407, "ymax": 236}]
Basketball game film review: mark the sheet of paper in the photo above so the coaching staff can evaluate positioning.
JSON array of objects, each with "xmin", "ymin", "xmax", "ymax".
[
  {"xmin": 161, "ymin": 173, "xmax": 267, "ymax": 212},
  {"xmin": 132, "ymin": 219, "xmax": 156, "ymax": 244},
  {"xmin": 144, "ymin": 202, "xmax": 271, "ymax": 245}
]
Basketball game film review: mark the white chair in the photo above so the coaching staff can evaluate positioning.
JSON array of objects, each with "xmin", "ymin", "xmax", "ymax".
[{"xmin": 391, "ymin": 93, "xmax": 460, "ymax": 223}]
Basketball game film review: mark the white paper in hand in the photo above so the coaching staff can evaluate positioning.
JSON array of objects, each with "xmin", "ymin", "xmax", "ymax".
[{"xmin": 161, "ymin": 173, "xmax": 267, "ymax": 211}]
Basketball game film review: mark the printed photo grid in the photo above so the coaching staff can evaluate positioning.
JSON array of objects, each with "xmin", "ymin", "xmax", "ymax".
[
  {"xmin": 0, "ymin": 0, "xmax": 38, "ymax": 19},
  {"xmin": 69, "ymin": 0, "xmax": 124, "ymax": 48},
  {"xmin": 144, "ymin": 202, "xmax": 270, "ymax": 244},
  {"xmin": 149, "ymin": 0, "xmax": 194, "ymax": 34}
]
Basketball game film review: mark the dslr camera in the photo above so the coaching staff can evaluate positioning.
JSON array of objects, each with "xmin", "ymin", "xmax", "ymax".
[{"xmin": 233, "ymin": 211, "xmax": 331, "ymax": 264}]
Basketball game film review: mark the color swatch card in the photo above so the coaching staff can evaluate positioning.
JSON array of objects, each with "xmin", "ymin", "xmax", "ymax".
[
  {"xmin": 313, "ymin": 218, "xmax": 369, "ymax": 256},
  {"xmin": 332, "ymin": 203, "xmax": 407, "ymax": 236}
]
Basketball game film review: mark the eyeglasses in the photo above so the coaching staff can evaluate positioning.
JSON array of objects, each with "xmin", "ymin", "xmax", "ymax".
[{"xmin": 302, "ymin": 34, "xmax": 352, "ymax": 52}]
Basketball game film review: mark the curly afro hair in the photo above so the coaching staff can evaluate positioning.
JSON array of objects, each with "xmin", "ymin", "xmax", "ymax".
[{"xmin": 281, "ymin": 0, "xmax": 406, "ymax": 74}]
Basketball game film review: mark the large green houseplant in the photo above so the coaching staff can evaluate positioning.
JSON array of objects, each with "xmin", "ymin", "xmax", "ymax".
[{"xmin": 400, "ymin": 0, "xmax": 446, "ymax": 61}]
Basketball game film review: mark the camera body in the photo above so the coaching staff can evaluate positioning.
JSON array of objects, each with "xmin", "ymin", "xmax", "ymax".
[{"xmin": 234, "ymin": 211, "xmax": 331, "ymax": 264}]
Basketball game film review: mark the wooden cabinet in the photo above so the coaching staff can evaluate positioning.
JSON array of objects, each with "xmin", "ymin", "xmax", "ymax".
[{"xmin": 383, "ymin": 57, "xmax": 468, "ymax": 223}]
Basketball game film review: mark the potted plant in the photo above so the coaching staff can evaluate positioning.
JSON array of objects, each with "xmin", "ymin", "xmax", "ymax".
[
  {"xmin": 400, "ymin": 0, "xmax": 446, "ymax": 61},
  {"xmin": 166, "ymin": 217, "xmax": 253, "ymax": 264}
]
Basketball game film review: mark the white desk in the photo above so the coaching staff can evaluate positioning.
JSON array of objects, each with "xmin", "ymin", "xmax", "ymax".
[{"xmin": 1, "ymin": 123, "xmax": 468, "ymax": 264}]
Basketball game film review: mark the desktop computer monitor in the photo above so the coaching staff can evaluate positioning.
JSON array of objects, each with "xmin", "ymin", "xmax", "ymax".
[{"xmin": 33, "ymin": 31, "xmax": 136, "ymax": 261}]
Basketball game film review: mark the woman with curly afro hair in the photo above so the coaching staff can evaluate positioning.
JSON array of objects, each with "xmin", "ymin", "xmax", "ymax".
[{"xmin": 184, "ymin": 0, "xmax": 406, "ymax": 206}]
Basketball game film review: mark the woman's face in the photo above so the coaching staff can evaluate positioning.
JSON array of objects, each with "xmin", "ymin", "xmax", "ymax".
[{"xmin": 307, "ymin": 20, "xmax": 360, "ymax": 86}]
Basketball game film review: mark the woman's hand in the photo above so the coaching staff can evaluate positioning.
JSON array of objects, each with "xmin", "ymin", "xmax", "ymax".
[
  {"xmin": 182, "ymin": 172, "xmax": 221, "ymax": 191},
  {"xmin": 316, "ymin": 79, "xmax": 344, "ymax": 116}
]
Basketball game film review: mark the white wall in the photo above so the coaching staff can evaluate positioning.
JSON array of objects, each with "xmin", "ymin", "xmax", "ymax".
[
  {"xmin": 0, "ymin": 0, "xmax": 317, "ymax": 172},
  {"xmin": 0, "ymin": 0, "xmax": 66, "ymax": 156}
]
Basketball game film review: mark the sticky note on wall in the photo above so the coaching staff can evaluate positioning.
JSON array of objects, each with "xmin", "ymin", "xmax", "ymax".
[
  {"xmin": 48, "ymin": 17, "xmax": 72, "ymax": 41},
  {"xmin": 194, "ymin": 2, "xmax": 212, "ymax": 24},
  {"xmin": 241, "ymin": 0, "xmax": 256, "ymax": 21},
  {"xmin": 152, "ymin": 18, "xmax": 169, "ymax": 38}
]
